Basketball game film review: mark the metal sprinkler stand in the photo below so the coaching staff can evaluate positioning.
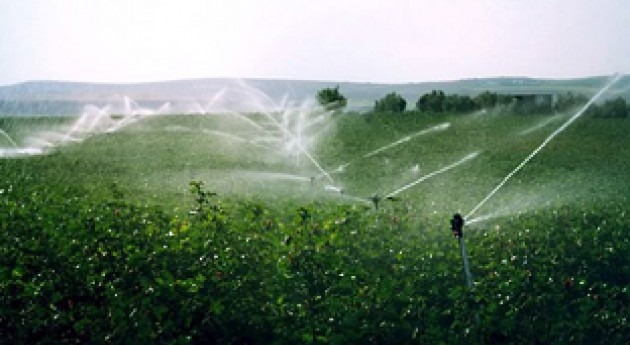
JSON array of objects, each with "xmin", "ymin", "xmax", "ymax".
[
  {"xmin": 369, "ymin": 194, "xmax": 381, "ymax": 210},
  {"xmin": 451, "ymin": 213, "xmax": 474, "ymax": 289}
]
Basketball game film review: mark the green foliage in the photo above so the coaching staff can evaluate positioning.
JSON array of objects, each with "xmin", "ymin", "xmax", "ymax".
[
  {"xmin": 416, "ymin": 90, "xmax": 479, "ymax": 114},
  {"xmin": 417, "ymin": 90, "xmax": 446, "ymax": 113},
  {"xmin": 2, "ymin": 184, "xmax": 629, "ymax": 344},
  {"xmin": 316, "ymin": 86, "xmax": 347, "ymax": 112},
  {"xmin": 473, "ymin": 91, "xmax": 513, "ymax": 109},
  {"xmin": 474, "ymin": 90, "xmax": 499, "ymax": 109},
  {"xmin": 554, "ymin": 91, "xmax": 589, "ymax": 112},
  {"xmin": 188, "ymin": 180, "xmax": 217, "ymax": 216},
  {"xmin": 374, "ymin": 92, "xmax": 406, "ymax": 113},
  {"xmin": 443, "ymin": 93, "xmax": 479, "ymax": 113},
  {"xmin": 587, "ymin": 97, "xmax": 629, "ymax": 118},
  {"xmin": 2, "ymin": 110, "xmax": 630, "ymax": 344}
]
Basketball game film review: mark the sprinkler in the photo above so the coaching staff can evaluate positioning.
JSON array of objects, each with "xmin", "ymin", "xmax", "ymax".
[
  {"xmin": 450, "ymin": 213, "xmax": 473, "ymax": 289},
  {"xmin": 369, "ymin": 194, "xmax": 381, "ymax": 210},
  {"xmin": 451, "ymin": 213, "xmax": 463, "ymax": 238}
]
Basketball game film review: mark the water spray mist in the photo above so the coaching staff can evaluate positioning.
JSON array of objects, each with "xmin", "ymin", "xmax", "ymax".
[{"xmin": 464, "ymin": 73, "xmax": 622, "ymax": 221}]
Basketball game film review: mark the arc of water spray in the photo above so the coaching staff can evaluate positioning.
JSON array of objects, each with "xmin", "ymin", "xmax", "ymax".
[
  {"xmin": 340, "ymin": 193, "xmax": 372, "ymax": 205},
  {"xmin": 222, "ymin": 81, "xmax": 335, "ymax": 182},
  {"xmin": 156, "ymin": 102, "xmax": 172, "ymax": 115},
  {"xmin": 204, "ymin": 87, "xmax": 227, "ymax": 113},
  {"xmin": 225, "ymin": 110, "xmax": 270, "ymax": 133},
  {"xmin": 385, "ymin": 151, "xmax": 480, "ymax": 198},
  {"xmin": 465, "ymin": 73, "xmax": 622, "ymax": 220},
  {"xmin": 261, "ymin": 111, "xmax": 335, "ymax": 183},
  {"xmin": 87, "ymin": 105, "xmax": 113, "ymax": 132},
  {"xmin": 235, "ymin": 79, "xmax": 281, "ymax": 111},
  {"xmin": 202, "ymin": 129, "xmax": 269, "ymax": 150},
  {"xmin": 328, "ymin": 122, "xmax": 451, "ymax": 174},
  {"xmin": 107, "ymin": 113, "xmax": 140, "ymax": 133},
  {"xmin": 64, "ymin": 112, "xmax": 91, "ymax": 141},
  {"xmin": 364, "ymin": 122, "xmax": 451, "ymax": 158},
  {"xmin": 0, "ymin": 129, "xmax": 19, "ymax": 148}
]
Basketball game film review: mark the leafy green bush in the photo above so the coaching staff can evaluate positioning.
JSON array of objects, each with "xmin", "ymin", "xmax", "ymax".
[
  {"xmin": 316, "ymin": 86, "xmax": 347, "ymax": 112},
  {"xmin": 374, "ymin": 92, "xmax": 406, "ymax": 113},
  {"xmin": 2, "ymin": 182, "xmax": 628, "ymax": 344},
  {"xmin": 587, "ymin": 97, "xmax": 629, "ymax": 118}
]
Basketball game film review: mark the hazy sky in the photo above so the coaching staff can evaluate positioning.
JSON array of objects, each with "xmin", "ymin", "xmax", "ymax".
[{"xmin": 1, "ymin": 0, "xmax": 628, "ymax": 85}]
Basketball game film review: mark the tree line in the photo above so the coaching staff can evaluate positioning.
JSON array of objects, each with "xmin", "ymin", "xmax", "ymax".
[{"xmin": 316, "ymin": 86, "xmax": 630, "ymax": 118}]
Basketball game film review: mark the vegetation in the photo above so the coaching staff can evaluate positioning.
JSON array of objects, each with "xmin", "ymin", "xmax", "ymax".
[
  {"xmin": 586, "ymin": 96, "xmax": 629, "ymax": 118},
  {"xmin": 2, "ymin": 175, "xmax": 629, "ymax": 344},
  {"xmin": 554, "ymin": 92, "xmax": 589, "ymax": 113},
  {"xmin": 2, "ymin": 98, "xmax": 630, "ymax": 343},
  {"xmin": 373, "ymin": 92, "xmax": 406, "ymax": 113},
  {"xmin": 413, "ymin": 90, "xmax": 596, "ymax": 116},
  {"xmin": 416, "ymin": 90, "xmax": 480, "ymax": 114},
  {"xmin": 316, "ymin": 86, "xmax": 347, "ymax": 112}
]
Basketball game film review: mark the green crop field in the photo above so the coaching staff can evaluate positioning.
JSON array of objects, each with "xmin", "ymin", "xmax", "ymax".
[{"xmin": 1, "ymin": 106, "xmax": 629, "ymax": 344}]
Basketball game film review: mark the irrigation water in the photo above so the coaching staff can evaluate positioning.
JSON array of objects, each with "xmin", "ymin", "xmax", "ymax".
[
  {"xmin": 385, "ymin": 151, "xmax": 480, "ymax": 199},
  {"xmin": 6, "ymin": 76, "xmax": 622, "ymax": 214},
  {"xmin": 517, "ymin": 113, "xmax": 566, "ymax": 136},
  {"xmin": 363, "ymin": 122, "xmax": 451, "ymax": 158},
  {"xmin": 0, "ymin": 128, "xmax": 20, "ymax": 148},
  {"xmin": 1, "ymin": 81, "xmax": 351, "ymax": 209},
  {"xmin": 0, "ymin": 96, "xmax": 170, "ymax": 158},
  {"xmin": 330, "ymin": 122, "xmax": 451, "ymax": 174},
  {"xmin": 259, "ymin": 108, "xmax": 335, "ymax": 183},
  {"xmin": 0, "ymin": 129, "xmax": 46, "ymax": 157},
  {"xmin": 464, "ymin": 73, "xmax": 622, "ymax": 221}
]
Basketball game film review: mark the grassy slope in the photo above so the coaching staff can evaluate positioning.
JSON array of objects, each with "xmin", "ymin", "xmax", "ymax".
[
  {"xmin": 1, "ymin": 110, "xmax": 629, "ymax": 343},
  {"xmin": 2, "ymin": 109, "xmax": 630, "ymax": 216}
]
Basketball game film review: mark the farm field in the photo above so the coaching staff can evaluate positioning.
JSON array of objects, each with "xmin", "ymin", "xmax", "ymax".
[{"xmin": 1, "ymin": 105, "xmax": 629, "ymax": 344}]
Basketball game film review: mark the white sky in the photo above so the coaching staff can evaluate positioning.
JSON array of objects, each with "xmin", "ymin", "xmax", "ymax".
[{"xmin": 1, "ymin": 0, "xmax": 629, "ymax": 85}]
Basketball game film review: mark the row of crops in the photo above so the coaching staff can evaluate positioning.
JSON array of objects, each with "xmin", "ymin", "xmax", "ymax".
[{"xmin": 2, "ymin": 179, "xmax": 628, "ymax": 344}]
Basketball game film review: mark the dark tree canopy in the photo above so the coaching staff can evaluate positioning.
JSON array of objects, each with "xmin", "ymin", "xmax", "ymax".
[
  {"xmin": 416, "ymin": 90, "xmax": 478, "ymax": 114},
  {"xmin": 316, "ymin": 86, "xmax": 347, "ymax": 111},
  {"xmin": 474, "ymin": 91, "xmax": 498, "ymax": 109},
  {"xmin": 554, "ymin": 92, "xmax": 589, "ymax": 112},
  {"xmin": 416, "ymin": 90, "xmax": 445, "ymax": 113},
  {"xmin": 473, "ymin": 91, "xmax": 515, "ymax": 110},
  {"xmin": 586, "ymin": 96, "xmax": 629, "ymax": 118},
  {"xmin": 374, "ymin": 92, "xmax": 407, "ymax": 113}
]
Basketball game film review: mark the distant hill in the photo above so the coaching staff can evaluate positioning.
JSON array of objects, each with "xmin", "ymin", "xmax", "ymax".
[{"xmin": 1, "ymin": 76, "xmax": 628, "ymax": 115}]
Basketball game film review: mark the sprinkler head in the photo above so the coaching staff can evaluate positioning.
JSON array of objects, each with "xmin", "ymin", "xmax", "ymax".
[
  {"xmin": 451, "ymin": 213, "xmax": 464, "ymax": 238},
  {"xmin": 369, "ymin": 195, "xmax": 381, "ymax": 210},
  {"xmin": 386, "ymin": 196, "xmax": 399, "ymax": 202}
]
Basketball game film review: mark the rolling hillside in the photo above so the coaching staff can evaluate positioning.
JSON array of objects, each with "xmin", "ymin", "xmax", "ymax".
[{"xmin": 1, "ymin": 75, "xmax": 628, "ymax": 115}]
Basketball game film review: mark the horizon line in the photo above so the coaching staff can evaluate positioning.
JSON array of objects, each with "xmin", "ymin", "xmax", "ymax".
[{"xmin": 1, "ymin": 73, "xmax": 625, "ymax": 88}]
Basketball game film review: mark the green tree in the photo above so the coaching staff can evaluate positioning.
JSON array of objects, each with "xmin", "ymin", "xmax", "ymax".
[
  {"xmin": 554, "ymin": 92, "xmax": 588, "ymax": 112},
  {"xmin": 474, "ymin": 91, "xmax": 498, "ymax": 109},
  {"xmin": 443, "ymin": 94, "xmax": 478, "ymax": 113},
  {"xmin": 317, "ymin": 85, "xmax": 347, "ymax": 111},
  {"xmin": 374, "ymin": 92, "xmax": 407, "ymax": 113},
  {"xmin": 416, "ymin": 90, "xmax": 445, "ymax": 113},
  {"xmin": 587, "ymin": 97, "xmax": 629, "ymax": 118},
  {"xmin": 600, "ymin": 97, "xmax": 628, "ymax": 118}
]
